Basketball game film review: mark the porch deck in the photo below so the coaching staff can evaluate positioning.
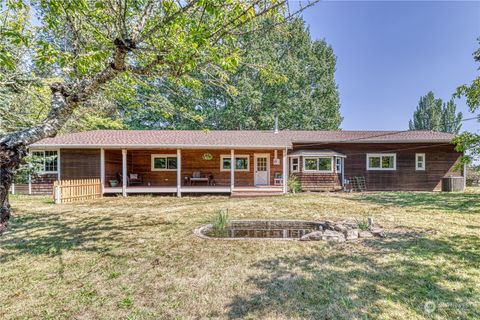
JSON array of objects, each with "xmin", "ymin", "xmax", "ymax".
[{"xmin": 103, "ymin": 185, "xmax": 283, "ymax": 195}]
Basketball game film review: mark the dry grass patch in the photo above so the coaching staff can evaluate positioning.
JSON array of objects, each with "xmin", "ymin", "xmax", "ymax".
[{"xmin": 1, "ymin": 190, "xmax": 479, "ymax": 319}]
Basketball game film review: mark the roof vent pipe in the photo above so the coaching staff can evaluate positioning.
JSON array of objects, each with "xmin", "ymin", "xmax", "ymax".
[{"xmin": 274, "ymin": 113, "xmax": 279, "ymax": 134}]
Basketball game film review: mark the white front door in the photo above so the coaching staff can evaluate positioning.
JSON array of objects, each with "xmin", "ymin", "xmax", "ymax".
[{"xmin": 254, "ymin": 154, "xmax": 269, "ymax": 186}]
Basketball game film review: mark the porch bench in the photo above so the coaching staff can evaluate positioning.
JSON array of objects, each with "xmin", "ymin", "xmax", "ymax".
[
  {"xmin": 187, "ymin": 171, "xmax": 214, "ymax": 186},
  {"xmin": 190, "ymin": 177, "xmax": 209, "ymax": 184}
]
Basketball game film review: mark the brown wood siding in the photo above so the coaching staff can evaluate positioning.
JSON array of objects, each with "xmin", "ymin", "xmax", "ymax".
[
  {"xmin": 292, "ymin": 143, "xmax": 462, "ymax": 191},
  {"xmin": 31, "ymin": 173, "xmax": 57, "ymax": 195},
  {"xmin": 105, "ymin": 149, "xmax": 122, "ymax": 184},
  {"xmin": 103, "ymin": 149, "xmax": 284, "ymax": 187},
  {"xmin": 61, "ymin": 149, "xmax": 100, "ymax": 179},
  {"xmin": 293, "ymin": 172, "xmax": 342, "ymax": 191}
]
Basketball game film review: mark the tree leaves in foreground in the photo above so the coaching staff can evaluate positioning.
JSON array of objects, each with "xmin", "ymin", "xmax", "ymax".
[
  {"xmin": 454, "ymin": 38, "xmax": 480, "ymax": 166},
  {"xmin": 408, "ymin": 91, "xmax": 462, "ymax": 134},
  {"xmin": 0, "ymin": 0, "xmax": 315, "ymax": 233},
  {"xmin": 112, "ymin": 17, "xmax": 342, "ymax": 130}
]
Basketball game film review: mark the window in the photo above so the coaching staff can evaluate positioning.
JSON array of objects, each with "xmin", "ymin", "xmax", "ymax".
[
  {"xmin": 366, "ymin": 153, "xmax": 396, "ymax": 171},
  {"xmin": 303, "ymin": 157, "xmax": 333, "ymax": 172},
  {"xmin": 416, "ymin": 153, "xmax": 426, "ymax": 171},
  {"xmin": 31, "ymin": 150, "xmax": 58, "ymax": 173},
  {"xmin": 220, "ymin": 155, "xmax": 250, "ymax": 171},
  {"xmin": 151, "ymin": 154, "xmax": 177, "ymax": 171},
  {"xmin": 290, "ymin": 157, "xmax": 299, "ymax": 173},
  {"xmin": 336, "ymin": 158, "xmax": 342, "ymax": 173}
]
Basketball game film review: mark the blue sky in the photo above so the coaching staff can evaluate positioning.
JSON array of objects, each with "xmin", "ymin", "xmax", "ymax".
[{"xmin": 301, "ymin": 1, "xmax": 480, "ymax": 133}]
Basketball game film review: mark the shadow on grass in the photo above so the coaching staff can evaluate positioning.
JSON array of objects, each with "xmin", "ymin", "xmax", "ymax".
[
  {"xmin": 0, "ymin": 210, "xmax": 173, "ymax": 263},
  {"xmin": 357, "ymin": 192, "xmax": 480, "ymax": 213},
  {"xmin": 227, "ymin": 234, "xmax": 480, "ymax": 319}
]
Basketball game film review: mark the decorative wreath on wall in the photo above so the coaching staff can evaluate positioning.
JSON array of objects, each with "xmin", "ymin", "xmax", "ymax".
[{"xmin": 202, "ymin": 152, "xmax": 213, "ymax": 161}]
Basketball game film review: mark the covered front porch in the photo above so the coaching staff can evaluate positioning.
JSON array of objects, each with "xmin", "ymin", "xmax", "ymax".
[{"xmin": 100, "ymin": 148, "xmax": 288, "ymax": 196}]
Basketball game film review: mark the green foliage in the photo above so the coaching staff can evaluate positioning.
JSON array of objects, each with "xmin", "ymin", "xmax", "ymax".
[
  {"xmin": 1, "ymin": 0, "xmax": 295, "ymax": 135},
  {"xmin": 356, "ymin": 218, "xmax": 370, "ymax": 231},
  {"xmin": 454, "ymin": 38, "xmax": 480, "ymax": 164},
  {"xmin": 287, "ymin": 175, "xmax": 301, "ymax": 194},
  {"xmin": 114, "ymin": 18, "xmax": 342, "ymax": 130},
  {"xmin": 455, "ymin": 38, "xmax": 480, "ymax": 111},
  {"xmin": 453, "ymin": 131, "xmax": 480, "ymax": 166},
  {"xmin": 211, "ymin": 209, "xmax": 230, "ymax": 237},
  {"xmin": 408, "ymin": 91, "xmax": 462, "ymax": 134},
  {"xmin": 13, "ymin": 154, "xmax": 48, "ymax": 184}
]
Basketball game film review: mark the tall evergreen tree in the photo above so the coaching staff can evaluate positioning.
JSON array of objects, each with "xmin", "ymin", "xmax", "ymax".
[{"xmin": 409, "ymin": 91, "xmax": 462, "ymax": 133}]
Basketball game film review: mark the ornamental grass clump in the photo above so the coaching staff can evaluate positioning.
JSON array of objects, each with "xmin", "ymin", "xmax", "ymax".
[
  {"xmin": 211, "ymin": 209, "xmax": 230, "ymax": 237},
  {"xmin": 288, "ymin": 175, "xmax": 301, "ymax": 194},
  {"xmin": 356, "ymin": 217, "xmax": 370, "ymax": 231}
]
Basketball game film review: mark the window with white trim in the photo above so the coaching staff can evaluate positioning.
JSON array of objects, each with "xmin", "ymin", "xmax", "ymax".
[
  {"xmin": 31, "ymin": 150, "xmax": 58, "ymax": 173},
  {"xmin": 220, "ymin": 155, "xmax": 250, "ymax": 171},
  {"xmin": 290, "ymin": 157, "xmax": 299, "ymax": 173},
  {"xmin": 151, "ymin": 154, "xmax": 178, "ymax": 171},
  {"xmin": 367, "ymin": 153, "xmax": 396, "ymax": 171},
  {"xmin": 336, "ymin": 157, "xmax": 342, "ymax": 173},
  {"xmin": 303, "ymin": 157, "xmax": 333, "ymax": 172},
  {"xmin": 415, "ymin": 153, "xmax": 426, "ymax": 171}
]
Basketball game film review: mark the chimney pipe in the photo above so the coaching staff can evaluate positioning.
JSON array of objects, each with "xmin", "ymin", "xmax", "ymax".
[{"xmin": 274, "ymin": 113, "xmax": 279, "ymax": 133}]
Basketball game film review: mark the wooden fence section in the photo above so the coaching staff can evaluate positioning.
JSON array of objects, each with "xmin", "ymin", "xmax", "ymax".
[
  {"xmin": 53, "ymin": 179, "xmax": 102, "ymax": 204},
  {"xmin": 9, "ymin": 184, "xmax": 31, "ymax": 195}
]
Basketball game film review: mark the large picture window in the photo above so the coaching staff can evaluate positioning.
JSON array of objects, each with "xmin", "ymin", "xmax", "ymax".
[
  {"xmin": 151, "ymin": 154, "xmax": 178, "ymax": 171},
  {"xmin": 220, "ymin": 155, "xmax": 250, "ymax": 171},
  {"xmin": 303, "ymin": 157, "xmax": 333, "ymax": 172},
  {"xmin": 31, "ymin": 150, "xmax": 58, "ymax": 173},
  {"xmin": 366, "ymin": 153, "xmax": 396, "ymax": 171}
]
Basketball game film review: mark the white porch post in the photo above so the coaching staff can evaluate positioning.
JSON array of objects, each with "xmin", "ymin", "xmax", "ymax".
[
  {"xmin": 341, "ymin": 158, "xmax": 345, "ymax": 189},
  {"xmin": 283, "ymin": 148, "xmax": 288, "ymax": 194},
  {"xmin": 28, "ymin": 173, "xmax": 32, "ymax": 195},
  {"xmin": 177, "ymin": 149, "xmax": 182, "ymax": 197},
  {"xmin": 230, "ymin": 149, "xmax": 235, "ymax": 192},
  {"xmin": 100, "ymin": 148, "xmax": 105, "ymax": 194},
  {"xmin": 57, "ymin": 149, "xmax": 61, "ymax": 180},
  {"xmin": 122, "ymin": 149, "xmax": 127, "ymax": 197}
]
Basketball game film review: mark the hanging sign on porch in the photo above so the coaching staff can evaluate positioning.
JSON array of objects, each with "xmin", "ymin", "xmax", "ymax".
[{"xmin": 202, "ymin": 152, "xmax": 213, "ymax": 161}]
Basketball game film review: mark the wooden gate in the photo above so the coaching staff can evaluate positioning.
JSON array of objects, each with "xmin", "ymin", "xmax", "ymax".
[{"xmin": 53, "ymin": 179, "xmax": 102, "ymax": 204}]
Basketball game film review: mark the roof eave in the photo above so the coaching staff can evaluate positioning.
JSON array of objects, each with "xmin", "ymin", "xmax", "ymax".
[{"xmin": 28, "ymin": 143, "xmax": 293, "ymax": 149}]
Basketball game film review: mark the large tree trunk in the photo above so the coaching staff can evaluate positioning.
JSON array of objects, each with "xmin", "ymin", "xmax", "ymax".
[
  {"xmin": 0, "ymin": 145, "xmax": 26, "ymax": 234},
  {"xmin": 0, "ymin": 40, "xmax": 130, "ymax": 235}
]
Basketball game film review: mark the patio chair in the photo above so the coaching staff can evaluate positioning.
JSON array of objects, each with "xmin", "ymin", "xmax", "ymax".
[
  {"xmin": 117, "ymin": 173, "xmax": 143, "ymax": 186},
  {"xmin": 128, "ymin": 173, "xmax": 143, "ymax": 186}
]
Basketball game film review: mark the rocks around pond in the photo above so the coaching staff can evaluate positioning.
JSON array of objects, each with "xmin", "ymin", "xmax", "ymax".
[
  {"xmin": 300, "ymin": 230, "xmax": 323, "ymax": 241},
  {"xmin": 299, "ymin": 218, "xmax": 385, "ymax": 241},
  {"xmin": 358, "ymin": 230, "xmax": 373, "ymax": 238},
  {"xmin": 300, "ymin": 229, "xmax": 345, "ymax": 242},
  {"xmin": 343, "ymin": 228, "xmax": 359, "ymax": 240},
  {"xmin": 370, "ymin": 227, "xmax": 386, "ymax": 238}
]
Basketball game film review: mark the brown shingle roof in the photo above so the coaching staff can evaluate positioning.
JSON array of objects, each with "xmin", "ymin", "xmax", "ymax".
[{"xmin": 30, "ymin": 130, "xmax": 456, "ymax": 149}]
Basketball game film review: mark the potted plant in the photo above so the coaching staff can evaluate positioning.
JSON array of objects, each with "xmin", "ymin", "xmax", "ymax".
[{"xmin": 109, "ymin": 180, "xmax": 119, "ymax": 187}]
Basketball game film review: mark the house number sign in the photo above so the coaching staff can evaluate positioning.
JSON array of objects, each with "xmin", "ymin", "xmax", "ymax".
[{"xmin": 202, "ymin": 152, "xmax": 213, "ymax": 161}]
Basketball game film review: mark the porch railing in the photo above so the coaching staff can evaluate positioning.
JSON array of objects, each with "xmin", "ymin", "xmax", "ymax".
[{"xmin": 53, "ymin": 179, "xmax": 102, "ymax": 204}]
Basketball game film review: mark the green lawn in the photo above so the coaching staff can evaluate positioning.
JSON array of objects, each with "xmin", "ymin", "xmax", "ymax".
[{"xmin": 1, "ymin": 190, "xmax": 479, "ymax": 319}]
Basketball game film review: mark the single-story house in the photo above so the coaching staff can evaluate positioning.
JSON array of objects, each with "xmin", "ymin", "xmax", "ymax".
[{"xmin": 28, "ymin": 129, "xmax": 464, "ymax": 196}]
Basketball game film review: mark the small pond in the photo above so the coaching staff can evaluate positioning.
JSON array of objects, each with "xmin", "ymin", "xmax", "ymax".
[
  {"xmin": 195, "ymin": 219, "xmax": 384, "ymax": 241},
  {"xmin": 195, "ymin": 220, "xmax": 324, "ymax": 240}
]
